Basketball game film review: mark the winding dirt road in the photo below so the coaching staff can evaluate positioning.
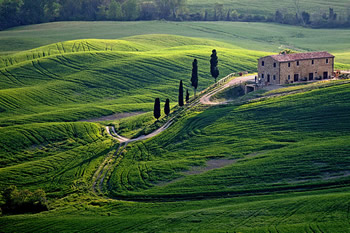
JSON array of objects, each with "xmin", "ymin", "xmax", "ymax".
[
  {"xmin": 93, "ymin": 73, "xmax": 255, "ymax": 194},
  {"xmin": 200, "ymin": 75, "xmax": 255, "ymax": 105}
]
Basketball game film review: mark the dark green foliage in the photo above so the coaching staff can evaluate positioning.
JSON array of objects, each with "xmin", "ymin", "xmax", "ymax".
[
  {"xmin": 275, "ymin": 10, "xmax": 283, "ymax": 23},
  {"xmin": 153, "ymin": 98, "xmax": 161, "ymax": 120},
  {"xmin": 210, "ymin": 49, "xmax": 219, "ymax": 82},
  {"xmin": 178, "ymin": 80, "xmax": 184, "ymax": 107},
  {"xmin": 302, "ymin": 11, "xmax": 310, "ymax": 24},
  {"xmin": 1, "ymin": 0, "xmax": 350, "ymax": 30},
  {"xmin": 0, "ymin": 0, "xmax": 22, "ymax": 30},
  {"xmin": 164, "ymin": 98, "xmax": 170, "ymax": 116},
  {"xmin": 1, "ymin": 185, "xmax": 48, "ymax": 214},
  {"xmin": 191, "ymin": 58, "xmax": 198, "ymax": 95},
  {"xmin": 186, "ymin": 89, "xmax": 190, "ymax": 103}
]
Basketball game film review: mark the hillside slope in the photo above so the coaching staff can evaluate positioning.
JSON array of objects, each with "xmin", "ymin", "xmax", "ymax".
[
  {"xmin": 1, "ymin": 33, "xmax": 350, "ymax": 232},
  {"xmin": 1, "ymin": 22, "xmax": 350, "ymax": 67},
  {"xmin": 1, "ymin": 80, "xmax": 350, "ymax": 232},
  {"xmin": 0, "ymin": 35, "xmax": 267, "ymax": 126},
  {"xmin": 106, "ymin": 80, "xmax": 350, "ymax": 199}
]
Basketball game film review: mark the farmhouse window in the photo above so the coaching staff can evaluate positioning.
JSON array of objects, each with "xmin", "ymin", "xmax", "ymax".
[
  {"xmin": 273, "ymin": 75, "xmax": 276, "ymax": 80},
  {"xmin": 288, "ymin": 75, "xmax": 291, "ymax": 80},
  {"xmin": 273, "ymin": 63, "xmax": 276, "ymax": 67},
  {"xmin": 297, "ymin": 61, "xmax": 300, "ymax": 66},
  {"xmin": 262, "ymin": 74, "xmax": 264, "ymax": 79},
  {"xmin": 326, "ymin": 59, "xmax": 329, "ymax": 64},
  {"xmin": 262, "ymin": 61, "xmax": 265, "ymax": 66},
  {"xmin": 312, "ymin": 60, "xmax": 314, "ymax": 65},
  {"xmin": 288, "ymin": 62, "xmax": 291, "ymax": 67}
]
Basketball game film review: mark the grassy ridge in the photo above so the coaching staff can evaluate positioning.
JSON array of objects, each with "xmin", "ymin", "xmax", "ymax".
[
  {"xmin": 1, "ymin": 188, "xmax": 350, "ymax": 232},
  {"xmin": 106, "ymin": 80, "xmax": 350, "ymax": 198},
  {"xmin": 0, "ymin": 121, "xmax": 115, "ymax": 196},
  {"xmin": 1, "ymin": 31, "xmax": 350, "ymax": 232},
  {"xmin": 0, "ymin": 35, "xmax": 267, "ymax": 126},
  {"xmin": 1, "ymin": 21, "xmax": 350, "ymax": 65}
]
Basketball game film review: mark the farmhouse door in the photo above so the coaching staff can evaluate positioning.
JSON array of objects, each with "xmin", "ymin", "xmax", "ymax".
[
  {"xmin": 294, "ymin": 74, "xmax": 299, "ymax": 82},
  {"xmin": 323, "ymin": 72, "xmax": 328, "ymax": 79},
  {"xmin": 309, "ymin": 73, "xmax": 314, "ymax": 80}
]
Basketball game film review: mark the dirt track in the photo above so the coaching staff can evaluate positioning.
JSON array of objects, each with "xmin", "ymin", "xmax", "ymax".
[
  {"xmin": 200, "ymin": 75, "xmax": 255, "ymax": 105},
  {"xmin": 94, "ymin": 73, "xmax": 255, "ymax": 194}
]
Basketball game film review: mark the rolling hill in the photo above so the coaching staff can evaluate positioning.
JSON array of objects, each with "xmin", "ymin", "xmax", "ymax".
[
  {"xmin": 1, "ymin": 21, "xmax": 350, "ymax": 66},
  {"xmin": 1, "ymin": 26, "xmax": 350, "ymax": 232},
  {"xmin": 0, "ymin": 34, "xmax": 269, "ymax": 127}
]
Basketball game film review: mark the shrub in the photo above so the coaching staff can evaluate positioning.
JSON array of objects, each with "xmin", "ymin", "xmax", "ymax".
[{"xmin": 1, "ymin": 186, "xmax": 48, "ymax": 214}]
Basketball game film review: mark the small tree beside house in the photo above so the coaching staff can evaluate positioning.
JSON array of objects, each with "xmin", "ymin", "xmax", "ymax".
[
  {"xmin": 210, "ymin": 49, "xmax": 219, "ymax": 82},
  {"xmin": 191, "ymin": 58, "xmax": 198, "ymax": 95}
]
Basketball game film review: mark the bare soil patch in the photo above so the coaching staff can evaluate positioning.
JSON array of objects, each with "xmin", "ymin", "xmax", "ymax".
[
  {"xmin": 156, "ymin": 159, "xmax": 237, "ymax": 187},
  {"xmin": 183, "ymin": 159, "xmax": 237, "ymax": 175}
]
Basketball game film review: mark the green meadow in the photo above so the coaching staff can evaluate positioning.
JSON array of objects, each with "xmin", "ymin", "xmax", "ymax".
[
  {"xmin": 1, "ymin": 21, "xmax": 350, "ymax": 63},
  {"xmin": 1, "ymin": 21, "xmax": 350, "ymax": 232},
  {"xmin": 0, "ymin": 34, "xmax": 268, "ymax": 126}
]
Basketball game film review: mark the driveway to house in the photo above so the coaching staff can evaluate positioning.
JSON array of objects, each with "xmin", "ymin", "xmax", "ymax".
[{"xmin": 200, "ymin": 75, "xmax": 255, "ymax": 105}]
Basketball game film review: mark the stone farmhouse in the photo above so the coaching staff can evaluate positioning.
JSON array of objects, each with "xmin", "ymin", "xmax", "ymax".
[{"xmin": 257, "ymin": 52, "xmax": 335, "ymax": 85}]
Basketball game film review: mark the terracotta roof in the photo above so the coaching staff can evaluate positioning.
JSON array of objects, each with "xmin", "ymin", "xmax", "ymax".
[{"xmin": 268, "ymin": 52, "xmax": 334, "ymax": 62}]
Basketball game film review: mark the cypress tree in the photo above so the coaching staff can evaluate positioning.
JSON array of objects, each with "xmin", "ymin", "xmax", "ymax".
[
  {"xmin": 178, "ymin": 80, "xmax": 184, "ymax": 107},
  {"xmin": 191, "ymin": 58, "xmax": 198, "ymax": 96},
  {"xmin": 164, "ymin": 98, "xmax": 170, "ymax": 116},
  {"xmin": 210, "ymin": 49, "xmax": 220, "ymax": 82},
  {"xmin": 153, "ymin": 98, "xmax": 161, "ymax": 120},
  {"xmin": 186, "ymin": 89, "xmax": 190, "ymax": 103}
]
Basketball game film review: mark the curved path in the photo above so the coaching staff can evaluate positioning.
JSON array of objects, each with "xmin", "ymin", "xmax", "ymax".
[
  {"xmin": 93, "ymin": 73, "xmax": 255, "ymax": 194},
  {"xmin": 200, "ymin": 75, "xmax": 255, "ymax": 105}
]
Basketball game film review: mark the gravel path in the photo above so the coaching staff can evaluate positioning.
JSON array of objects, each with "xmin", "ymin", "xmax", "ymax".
[{"xmin": 94, "ymin": 73, "xmax": 255, "ymax": 194}]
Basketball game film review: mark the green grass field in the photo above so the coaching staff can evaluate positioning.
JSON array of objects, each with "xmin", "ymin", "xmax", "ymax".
[
  {"xmin": 0, "ymin": 34, "xmax": 268, "ymax": 127},
  {"xmin": 1, "ymin": 21, "xmax": 350, "ymax": 232},
  {"xmin": 1, "ymin": 21, "xmax": 350, "ymax": 65},
  {"xmin": 2, "ymin": 80, "xmax": 350, "ymax": 232}
]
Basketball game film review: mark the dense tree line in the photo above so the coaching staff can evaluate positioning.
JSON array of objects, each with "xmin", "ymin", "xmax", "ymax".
[
  {"xmin": 274, "ymin": 7, "xmax": 350, "ymax": 28},
  {"xmin": 0, "ymin": 0, "xmax": 187, "ymax": 30},
  {"xmin": 1, "ymin": 0, "xmax": 350, "ymax": 30}
]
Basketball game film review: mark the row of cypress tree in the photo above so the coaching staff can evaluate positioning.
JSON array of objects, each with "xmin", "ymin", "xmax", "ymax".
[{"xmin": 153, "ymin": 49, "xmax": 219, "ymax": 120}]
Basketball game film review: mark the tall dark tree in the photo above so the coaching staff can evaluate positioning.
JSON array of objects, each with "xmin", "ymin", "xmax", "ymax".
[
  {"xmin": 178, "ymin": 80, "xmax": 184, "ymax": 107},
  {"xmin": 275, "ymin": 10, "xmax": 283, "ymax": 23},
  {"xmin": 191, "ymin": 58, "xmax": 198, "ymax": 95},
  {"xmin": 301, "ymin": 11, "xmax": 310, "ymax": 25},
  {"xmin": 153, "ymin": 98, "xmax": 161, "ymax": 120},
  {"xmin": 186, "ymin": 89, "xmax": 190, "ymax": 103},
  {"xmin": 210, "ymin": 49, "xmax": 220, "ymax": 82},
  {"xmin": 226, "ymin": 9, "xmax": 231, "ymax": 21},
  {"xmin": 164, "ymin": 98, "xmax": 170, "ymax": 116}
]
